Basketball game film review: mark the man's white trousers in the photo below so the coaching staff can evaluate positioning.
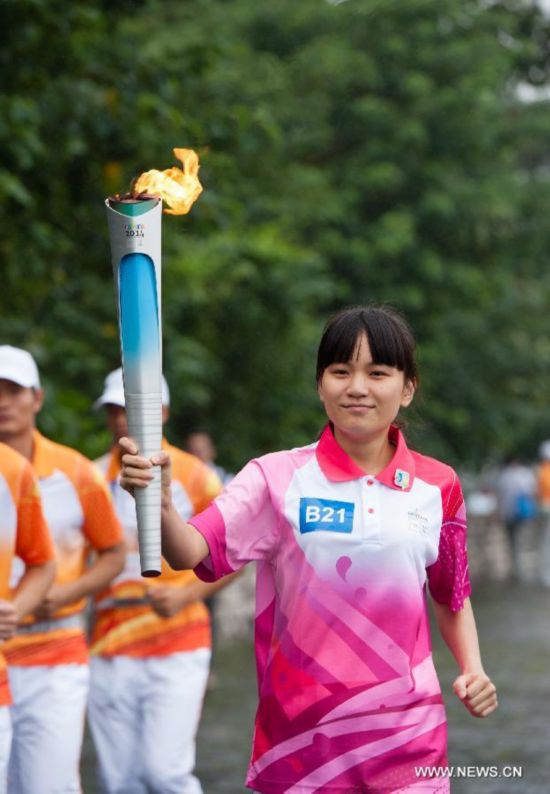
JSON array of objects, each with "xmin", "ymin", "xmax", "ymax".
[
  {"xmin": 88, "ymin": 649, "xmax": 210, "ymax": 794},
  {"xmin": 8, "ymin": 663, "xmax": 89, "ymax": 794},
  {"xmin": 0, "ymin": 707, "xmax": 11, "ymax": 794}
]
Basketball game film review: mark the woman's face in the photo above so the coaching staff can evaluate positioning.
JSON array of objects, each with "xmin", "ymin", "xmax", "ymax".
[{"xmin": 317, "ymin": 333, "xmax": 415, "ymax": 441}]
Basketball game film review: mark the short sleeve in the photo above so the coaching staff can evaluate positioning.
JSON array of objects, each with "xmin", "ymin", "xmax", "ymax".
[
  {"xmin": 190, "ymin": 459, "xmax": 277, "ymax": 583},
  {"xmin": 76, "ymin": 457, "xmax": 124, "ymax": 550},
  {"xmin": 16, "ymin": 462, "xmax": 55, "ymax": 566},
  {"xmin": 426, "ymin": 471, "xmax": 471, "ymax": 612}
]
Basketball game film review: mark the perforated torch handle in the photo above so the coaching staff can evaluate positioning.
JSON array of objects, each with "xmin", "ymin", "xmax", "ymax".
[{"xmin": 126, "ymin": 391, "xmax": 163, "ymax": 576}]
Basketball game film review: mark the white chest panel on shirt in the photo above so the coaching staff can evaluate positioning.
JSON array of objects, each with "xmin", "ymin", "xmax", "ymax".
[
  {"xmin": 39, "ymin": 470, "xmax": 85, "ymax": 549},
  {"xmin": 10, "ymin": 469, "xmax": 85, "ymax": 589},
  {"xmin": 0, "ymin": 473, "xmax": 17, "ymax": 546},
  {"xmin": 10, "ymin": 470, "xmax": 86, "ymax": 587},
  {"xmin": 283, "ymin": 457, "xmax": 443, "ymax": 591}
]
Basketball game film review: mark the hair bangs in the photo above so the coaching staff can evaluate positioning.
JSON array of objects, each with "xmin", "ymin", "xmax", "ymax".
[
  {"xmin": 316, "ymin": 305, "xmax": 417, "ymax": 384},
  {"xmin": 364, "ymin": 312, "xmax": 409, "ymax": 373}
]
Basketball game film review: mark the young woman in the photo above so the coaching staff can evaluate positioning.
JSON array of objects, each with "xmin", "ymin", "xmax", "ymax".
[{"xmin": 120, "ymin": 306, "xmax": 497, "ymax": 793}]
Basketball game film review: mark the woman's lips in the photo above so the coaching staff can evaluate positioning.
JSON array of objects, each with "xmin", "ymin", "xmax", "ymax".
[{"xmin": 341, "ymin": 404, "xmax": 374, "ymax": 413}]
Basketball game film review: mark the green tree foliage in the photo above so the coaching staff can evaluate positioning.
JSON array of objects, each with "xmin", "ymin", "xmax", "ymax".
[{"xmin": 1, "ymin": 0, "xmax": 550, "ymax": 467}]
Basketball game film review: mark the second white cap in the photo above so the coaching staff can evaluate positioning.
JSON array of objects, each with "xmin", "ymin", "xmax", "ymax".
[{"xmin": 95, "ymin": 367, "xmax": 170, "ymax": 409}]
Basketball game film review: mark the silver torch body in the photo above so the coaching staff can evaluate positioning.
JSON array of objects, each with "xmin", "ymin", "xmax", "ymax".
[{"xmin": 105, "ymin": 196, "xmax": 163, "ymax": 577}]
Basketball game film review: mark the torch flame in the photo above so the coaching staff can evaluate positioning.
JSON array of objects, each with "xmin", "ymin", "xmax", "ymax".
[{"xmin": 133, "ymin": 148, "xmax": 203, "ymax": 215}]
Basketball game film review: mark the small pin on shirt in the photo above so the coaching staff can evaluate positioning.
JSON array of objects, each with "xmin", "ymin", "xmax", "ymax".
[{"xmin": 394, "ymin": 469, "xmax": 410, "ymax": 489}]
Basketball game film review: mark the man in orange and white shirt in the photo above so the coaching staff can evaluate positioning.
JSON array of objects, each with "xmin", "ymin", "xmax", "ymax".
[
  {"xmin": 0, "ymin": 442, "xmax": 55, "ymax": 794},
  {"xmin": 90, "ymin": 368, "xmax": 231, "ymax": 794},
  {"xmin": 0, "ymin": 346, "xmax": 125, "ymax": 794}
]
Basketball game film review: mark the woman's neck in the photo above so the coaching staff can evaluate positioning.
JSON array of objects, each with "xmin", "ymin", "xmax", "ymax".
[{"xmin": 333, "ymin": 426, "xmax": 394, "ymax": 475}]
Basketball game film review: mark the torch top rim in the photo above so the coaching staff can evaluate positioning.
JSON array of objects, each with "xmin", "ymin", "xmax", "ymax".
[{"xmin": 106, "ymin": 194, "xmax": 161, "ymax": 217}]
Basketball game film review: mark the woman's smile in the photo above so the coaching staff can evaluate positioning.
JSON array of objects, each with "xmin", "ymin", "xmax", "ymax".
[{"xmin": 341, "ymin": 403, "xmax": 375, "ymax": 414}]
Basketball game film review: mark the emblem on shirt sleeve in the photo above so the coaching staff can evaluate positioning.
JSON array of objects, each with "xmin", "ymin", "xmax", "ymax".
[
  {"xmin": 299, "ymin": 498, "xmax": 355, "ymax": 534},
  {"xmin": 394, "ymin": 469, "xmax": 410, "ymax": 489}
]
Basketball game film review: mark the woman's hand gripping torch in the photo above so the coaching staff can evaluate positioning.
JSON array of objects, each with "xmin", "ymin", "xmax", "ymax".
[{"xmin": 105, "ymin": 148, "xmax": 202, "ymax": 577}]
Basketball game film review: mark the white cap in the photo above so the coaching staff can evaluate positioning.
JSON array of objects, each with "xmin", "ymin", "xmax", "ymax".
[
  {"xmin": 0, "ymin": 345, "xmax": 41, "ymax": 388},
  {"xmin": 95, "ymin": 367, "xmax": 170, "ymax": 409},
  {"xmin": 540, "ymin": 440, "xmax": 550, "ymax": 461}
]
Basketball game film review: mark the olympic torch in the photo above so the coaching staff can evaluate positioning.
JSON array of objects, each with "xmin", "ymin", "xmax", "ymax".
[{"xmin": 105, "ymin": 148, "xmax": 202, "ymax": 577}]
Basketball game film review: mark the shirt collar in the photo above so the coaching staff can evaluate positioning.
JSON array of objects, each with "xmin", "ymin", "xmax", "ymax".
[
  {"xmin": 315, "ymin": 423, "xmax": 416, "ymax": 491},
  {"xmin": 31, "ymin": 430, "xmax": 53, "ymax": 478}
]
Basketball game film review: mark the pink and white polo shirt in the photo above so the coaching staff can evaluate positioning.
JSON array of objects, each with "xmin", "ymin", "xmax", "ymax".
[{"xmin": 190, "ymin": 424, "xmax": 471, "ymax": 793}]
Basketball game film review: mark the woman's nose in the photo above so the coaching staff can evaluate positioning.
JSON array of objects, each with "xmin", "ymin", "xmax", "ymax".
[{"xmin": 347, "ymin": 373, "xmax": 368, "ymax": 396}]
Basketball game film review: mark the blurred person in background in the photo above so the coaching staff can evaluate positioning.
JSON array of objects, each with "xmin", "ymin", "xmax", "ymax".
[
  {"xmin": 0, "ymin": 346, "xmax": 125, "ymax": 794},
  {"xmin": 496, "ymin": 454, "xmax": 537, "ymax": 580},
  {"xmin": 0, "ymin": 442, "xmax": 55, "ymax": 794},
  {"xmin": 536, "ymin": 440, "xmax": 550, "ymax": 588},
  {"xmin": 90, "ymin": 368, "xmax": 234, "ymax": 794},
  {"xmin": 183, "ymin": 430, "xmax": 234, "ymax": 486}
]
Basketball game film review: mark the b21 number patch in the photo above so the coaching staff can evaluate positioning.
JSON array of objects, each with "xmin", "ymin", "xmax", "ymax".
[{"xmin": 299, "ymin": 498, "xmax": 355, "ymax": 534}]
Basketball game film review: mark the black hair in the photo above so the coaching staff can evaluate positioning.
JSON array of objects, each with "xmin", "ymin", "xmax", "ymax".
[{"xmin": 316, "ymin": 305, "xmax": 418, "ymax": 384}]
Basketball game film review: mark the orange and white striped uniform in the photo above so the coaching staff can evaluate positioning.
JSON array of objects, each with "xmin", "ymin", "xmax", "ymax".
[
  {"xmin": 3, "ymin": 431, "xmax": 123, "ymax": 794},
  {"xmin": 89, "ymin": 441, "xmax": 221, "ymax": 794},
  {"xmin": 4, "ymin": 431, "xmax": 123, "ymax": 665},
  {"xmin": 91, "ymin": 441, "xmax": 220, "ymax": 657},
  {"xmin": 0, "ymin": 442, "xmax": 54, "ymax": 790}
]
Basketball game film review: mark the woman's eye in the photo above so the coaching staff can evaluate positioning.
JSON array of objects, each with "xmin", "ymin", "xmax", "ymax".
[
  {"xmin": 332, "ymin": 368, "xmax": 348, "ymax": 375},
  {"xmin": 370, "ymin": 370, "xmax": 386, "ymax": 378}
]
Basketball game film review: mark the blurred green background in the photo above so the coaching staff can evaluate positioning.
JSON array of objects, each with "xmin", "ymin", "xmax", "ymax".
[{"xmin": 2, "ymin": 0, "xmax": 550, "ymax": 470}]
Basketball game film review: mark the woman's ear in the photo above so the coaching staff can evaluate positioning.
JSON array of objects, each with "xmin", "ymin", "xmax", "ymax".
[
  {"xmin": 317, "ymin": 381, "xmax": 325, "ymax": 405},
  {"xmin": 400, "ymin": 379, "xmax": 416, "ymax": 408}
]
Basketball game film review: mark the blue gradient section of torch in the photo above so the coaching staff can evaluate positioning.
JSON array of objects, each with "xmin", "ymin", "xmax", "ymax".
[{"xmin": 118, "ymin": 253, "xmax": 160, "ymax": 389}]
